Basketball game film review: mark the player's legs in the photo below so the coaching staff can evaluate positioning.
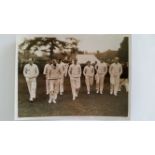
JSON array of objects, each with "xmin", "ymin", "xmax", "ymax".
[
  {"xmin": 90, "ymin": 77, "xmax": 94, "ymax": 86},
  {"xmin": 31, "ymin": 78, "xmax": 37, "ymax": 100},
  {"xmin": 46, "ymin": 79, "xmax": 50, "ymax": 95},
  {"xmin": 85, "ymin": 76, "xmax": 90, "ymax": 94},
  {"xmin": 95, "ymin": 74, "xmax": 99, "ymax": 93},
  {"xmin": 49, "ymin": 80, "xmax": 54, "ymax": 104},
  {"xmin": 26, "ymin": 78, "xmax": 31, "ymax": 100},
  {"xmin": 75, "ymin": 78, "xmax": 81, "ymax": 97},
  {"xmin": 114, "ymin": 76, "xmax": 120, "ymax": 96},
  {"xmin": 110, "ymin": 76, "xmax": 114, "ymax": 95},
  {"xmin": 53, "ymin": 80, "xmax": 59, "ymax": 103},
  {"xmin": 70, "ymin": 78, "xmax": 76, "ymax": 100},
  {"xmin": 59, "ymin": 77, "xmax": 64, "ymax": 95},
  {"xmin": 99, "ymin": 75, "xmax": 104, "ymax": 94}
]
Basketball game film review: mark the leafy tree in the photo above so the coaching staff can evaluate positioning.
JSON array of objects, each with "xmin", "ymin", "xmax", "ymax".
[
  {"xmin": 19, "ymin": 37, "xmax": 80, "ymax": 61},
  {"xmin": 118, "ymin": 37, "xmax": 129, "ymax": 62},
  {"xmin": 19, "ymin": 37, "xmax": 67, "ymax": 59}
]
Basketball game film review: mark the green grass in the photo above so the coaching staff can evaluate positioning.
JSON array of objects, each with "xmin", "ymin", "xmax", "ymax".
[{"xmin": 18, "ymin": 74, "xmax": 128, "ymax": 117}]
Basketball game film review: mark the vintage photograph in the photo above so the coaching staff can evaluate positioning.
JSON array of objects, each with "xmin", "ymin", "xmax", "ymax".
[{"xmin": 16, "ymin": 34, "xmax": 129, "ymax": 119}]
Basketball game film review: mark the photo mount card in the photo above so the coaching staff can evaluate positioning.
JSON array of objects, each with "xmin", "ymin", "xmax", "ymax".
[{"xmin": 15, "ymin": 34, "xmax": 130, "ymax": 120}]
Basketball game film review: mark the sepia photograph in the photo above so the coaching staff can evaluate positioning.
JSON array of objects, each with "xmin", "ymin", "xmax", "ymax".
[{"xmin": 16, "ymin": 34, "xmax": 130, "ymax": 119}]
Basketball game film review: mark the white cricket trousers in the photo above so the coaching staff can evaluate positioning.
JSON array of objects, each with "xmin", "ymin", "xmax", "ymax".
[
  {"xmin": 59, "ymin": 76, "xmax": 64, "ymax": 93},
  {"xmin": 110, "ymin": 75, "xmax": 120, "ymax": 95},
  {"xmin": 85, "ymin": 76, "xmax": 93, "ymax": 92},
  {"xmin": 95, "ymin": 74, "xmax": 105, "ymax": 93},
  {"xmin": 70, "ymin": 77, "xmax": 81, "ymax": 97},
  {"xmin": 49, "ymin": 79, "xmax": 59, "ymax": 100},
  {"xmin": 46, "ymin": 79, "xmax": 50, "ymax": 94},
  {"xmin": 25, "ymin": 78, "xmax": 37, "ymax": 100}
]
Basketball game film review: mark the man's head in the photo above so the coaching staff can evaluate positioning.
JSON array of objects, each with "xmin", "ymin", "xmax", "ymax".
[
  {"xmin": 87, "ymin": 61, "xmax": 91, "ymax": 66},
  {"xmin": 48, "ymin": 59, "xmax": 52, "ymax": 64},
  {"xmin": 58, "ymin": 59, "xmax": 62, "ymax": 64},
  {"xmin": 28, "ymin": 58, "xmax": 33, "ymax": 65},
  {"xmin": 52, "ymin": 59, "xmax": 57, "ymax": 66},
  {"xmin": 114, "ymin": 57, "xmax": 119, "ymax": 63},
  {"xmin": 101, "ymin": 59, "xmax": 104, "ymax": 63},
  {"xmin": 73, "ymin": 59, "xmax": 78, "ymax": 65}
]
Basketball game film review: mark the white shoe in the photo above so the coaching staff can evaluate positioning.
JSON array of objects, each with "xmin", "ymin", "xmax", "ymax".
[
  {"xmin": 73, "ymin": 96, "xmax": 76, "ymax": 101},
  {"xmin": 48, "ymin": 99, "xmax": 52, "ymax": 104},
  {"xmin": 110, "ymin": 91, "xmax": 113, "ymax": 95},
  {"xmin": 29, "ymin": 97, "xmax": 33, "ymax": 102},
  {"xmin": 53, "ymin": 100, "xmax": 56, "ymax": 104},
  {"xmin": 114, "ymin": 93, "xmax": 117, "ymax": 96},
  {"xmin": 60, "ymin": 92, "xmax": 63, "ymax": 95},
  {"xmin": 87, "ymin": 92, "xmax": 90, "ymax": 95},
  {"xmin": 100, "ymin": 91, "xmax": 103, "ymax": 94},
  {"xmin": 96, "ymin": 90, "xmax": 99, "ymax": 94}
]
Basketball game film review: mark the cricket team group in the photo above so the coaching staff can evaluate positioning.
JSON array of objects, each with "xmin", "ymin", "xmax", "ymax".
[{"xmin": 23, "ymin": 57, "xmax": 128, "ymax": 104}]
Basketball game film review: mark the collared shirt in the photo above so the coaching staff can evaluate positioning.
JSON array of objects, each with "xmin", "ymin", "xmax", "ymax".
[
  {"xmin": 23, "ymin": 63, "xmax": 39, "ymax": 78},
  {"xmin": 97, "ymin": 62, "xmax": 107, "ymax": 75},
  {"xmin": 83, "ymin": 65, "xmax": 94, "ymax": 77},
  {"xmin": 43, "ymin": 64, "xmax": 51, "ymax": 79},
  {"xmin": 48, "ymin": 64, "xmax": 62, "ymax": 80},
  {"xmin": 68, "ymin": 64, "xmax": 81, "ymax": 78},
  {"xmin": 109, "ymin": 63, "xmax": 123, "ymax": 76},
  {"xmin": 58, "ymin": 62, "xmax": 66, "ymax": 75}
]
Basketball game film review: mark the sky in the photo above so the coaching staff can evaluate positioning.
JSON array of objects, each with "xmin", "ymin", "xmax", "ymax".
[{"xmin": 17, "ymin": 34, "xmax": 129, "ymax": 52}]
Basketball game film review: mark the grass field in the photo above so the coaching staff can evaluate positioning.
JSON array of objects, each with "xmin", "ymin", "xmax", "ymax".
[{"xmin": 18, "ymin": 74, "xmax": 128, "ymax": 118}]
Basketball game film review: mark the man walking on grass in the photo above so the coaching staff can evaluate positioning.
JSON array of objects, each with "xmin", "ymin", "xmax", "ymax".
[
  {"xmin": 109, "ymin": 57, "xmax": 123, "ymax": 96},
  {"xmin": 23, "ymin": 58, "xmax": 39, "ymax": 102},
  {"xmin": 43, "ymin": 59, "xmax": 52, "ymax": 95},
  {"xmin": 95, "ymin": 60, "xmax": 107, "ymax": 94},
  {"xmin": 83, "ymin": 61, "xmax": 94, "ymax": 94},
  {"xmin": 48, "ymin": 59, "xmax": 63, "ymax": 104},
  {"xmin": 68, "ymin": 59, "xmax": 81, "ymax": 101},
  {"xmin": 57, "ymin": 59, "xmax": 66, "ymax": 95}
]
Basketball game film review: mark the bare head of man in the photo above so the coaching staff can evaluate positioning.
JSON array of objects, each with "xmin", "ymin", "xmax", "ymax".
[
  {"xmin": 87, "ymin": 61, "xmax": 91, "ymax": 66},
  {"xmin": 28, "ymin": 58, "xmax": 33, "ymax": 65},
  {"xmin": 48, "ymin": 59, "xmax": 52, "ymax": 65},
  {"xmin": 73, "ymin": 59, "xmax": 78, "ymax": 65},
  {"xmin": 52, "ymin": 59, "xmax": 57, "ymax": 67},
  {"xmin": 114, "ymin": 57, "xmax": 119, "ymax": 63}
]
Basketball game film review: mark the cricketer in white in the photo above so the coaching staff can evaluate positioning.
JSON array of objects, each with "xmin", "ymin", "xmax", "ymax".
[
  {"xmin": 23, "ymin": 58, "xmax": 39, "ymax": 102},
  {"xmin": 83, "ymin": 61, "xmax": 94, "ymax": 94},
  {"xmin": 43, "ymin": 59, "xmax": 52, "ymax": 95},
  {"xmin": 48, "ymin": 59, "xmax": 63, "ymax": 104},
  {"xmin": 68, "ymin": 59, "xmax": 82, "ymax": 101},
  {"xmin": 109, "ymin": 57, "xmax": 123, "ymax": 96},
  {"xmin": 95, "ymin": 60, "xmax": 108, "ymax": 94}
]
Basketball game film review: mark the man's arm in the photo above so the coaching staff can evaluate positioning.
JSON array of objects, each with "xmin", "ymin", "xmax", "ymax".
[
  {"xmin": 43, "ymin": 65, "xmax": 47, "ymax": 75},
  {"xmin": 68, "ymin": 65, "xmax": 72, "ymax": 77},
  {"xmin": 104, "ymin": 64, "xmax": 108, "ymax": 74},
  {"xmin": 95, "ymin": 64, "xmax": 98, "ymax": 71},
  {"xmin": 109, "ymin": 64, "xmax": 112, "ymax": 75},
  {"xmin": 79, "ymin": 65, "xmax": 82, "ymax": 77},
  {"xmin": 64, "ymin": 64, "xmax": 69, "ymax": 77},
  {"xmin": 35, "ymin": 65, "xmax": 39, "ymax": 77},
  {"xmin": 23, "ymin": 65, "xmax": 27, "ymax": 78},
  {"xmin": 119, "ymin": 64, "xmax": 123, "ymax": 75},
  {"xmin": 92, "ymin": 66, "xmax": 94, "ymax": 75},
  {"xmin": 83, "ymin": 67, "xmax": 86, "ymax": 76}
]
